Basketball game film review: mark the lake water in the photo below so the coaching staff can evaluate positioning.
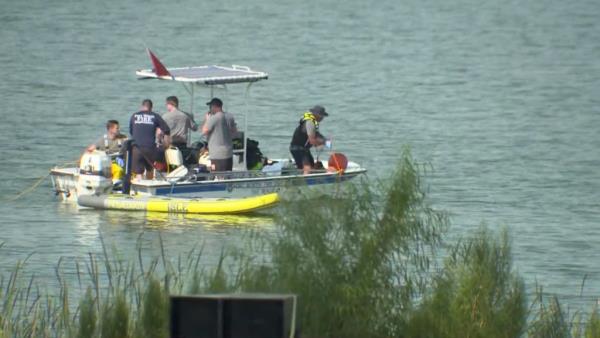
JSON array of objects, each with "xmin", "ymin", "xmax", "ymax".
[{"xmin": 1, "ymin": 0, "xmax": 599, "ymax": 311}]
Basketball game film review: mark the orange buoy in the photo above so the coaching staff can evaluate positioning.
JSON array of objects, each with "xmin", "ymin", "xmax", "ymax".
[{"xmin": 328, "ymin": 153, "xmax": 348, "ymax": 173}]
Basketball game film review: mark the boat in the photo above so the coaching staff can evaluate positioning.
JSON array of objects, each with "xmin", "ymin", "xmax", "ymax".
[
  {"xmin": 77, "ymin": 193, "xmax": 279, "ymax": 214},
  {"xmin": 50, "ymin": 50, "xmax": 367, "ymax": 202}
]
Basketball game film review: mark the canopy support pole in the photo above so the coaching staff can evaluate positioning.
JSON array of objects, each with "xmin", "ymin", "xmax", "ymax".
[
  {"xmin": 189, "ymin": 84, "xmax": 195, "ymax": 146},
  {"xmin": 181, "ymin": 82, "xmax": 192, "ymax": 95},
  {"xmin": 179, "ymin": 82, "xmax": 195, "ymax": 146},
  {"xmin": 243, "ymin": 82, "xmax": 253, "ymax": 170},
  {"xmin": 190, "ymin": 83, "xmax": 195, "ymax": 114}
]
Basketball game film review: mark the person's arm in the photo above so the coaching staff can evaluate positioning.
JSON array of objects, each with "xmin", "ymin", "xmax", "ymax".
[
  {"xmin": 190, "ymin": 118, "xmax": 199, "ymax": 131},
  {"xmin": 182, "ymin": 111, "xmax": 198, "ymax": 131},
  {"xmin": 306, "ymin": 120, "xmax": 325, "ymax": 146},
  {"xmin": 86, "ymin": 137, "xmax": 104, "ymax": 152},
  {"xmin": 129, "ymin": 114, "xmax": 135, "ymax": 139},
  {"xmin": 202, "ymin": 113, "xmax": 214, "ymax": 136},
  {"xmin": 155, "ymin": 129, "xmax": 164, "ymax": 146},
  {"xmin": 154, "ymin": 113, "xmax": 171, "ymax": 136},
  {"xmin": 154, "ymin": 113, "xmax": 171, "ymax": 147}
]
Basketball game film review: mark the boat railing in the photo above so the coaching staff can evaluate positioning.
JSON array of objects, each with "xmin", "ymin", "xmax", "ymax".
[{"xmin": 52, "ymin": 161, "xmax": 80, "ymax": 170}]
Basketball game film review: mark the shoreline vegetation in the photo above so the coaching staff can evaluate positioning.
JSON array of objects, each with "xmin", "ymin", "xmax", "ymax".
[{"xmin": 1, "ymin": 150, "xmax": 599, "ymax": 337}]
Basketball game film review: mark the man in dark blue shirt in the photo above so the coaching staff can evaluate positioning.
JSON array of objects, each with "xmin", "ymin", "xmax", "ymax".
[{"xmin": 129, "ymin": 99, "xmax": 171, "ymax": 180}]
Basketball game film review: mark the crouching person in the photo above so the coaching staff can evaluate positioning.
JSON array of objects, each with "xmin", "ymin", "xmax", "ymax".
[{"xmin": 86, "ymin": 119, "xmax": 128, "ymax": 184}]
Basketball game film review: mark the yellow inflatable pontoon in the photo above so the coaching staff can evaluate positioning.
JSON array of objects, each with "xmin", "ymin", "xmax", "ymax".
[{"xmin": 77, "ymin": 193, "xmax": 279, "ymax": 214}]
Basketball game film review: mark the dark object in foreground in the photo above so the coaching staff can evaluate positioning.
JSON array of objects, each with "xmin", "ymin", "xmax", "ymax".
[{"xmin": 170, "ymin": 293, "xmax": 296, "ymax": 338}]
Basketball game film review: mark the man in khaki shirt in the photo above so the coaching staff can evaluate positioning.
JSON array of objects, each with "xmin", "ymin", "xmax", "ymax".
[
  {"xmin": 162, "ymin": 96, "xmax": 198, "ymax": 149},
  {"xmin": 86, "ymin": 120, "xmax": 127, "ymax": 155}
]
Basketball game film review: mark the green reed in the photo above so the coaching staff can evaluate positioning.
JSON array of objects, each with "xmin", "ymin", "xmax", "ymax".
[
  {"xmin": 232, "ymin": 148, "xmax": 449, "ymax": 338},
  {"xmin": 528, "ymin": 291, "xmax": 600, "ymax": 338},
  {"xmin": 404, "ymin": 228, "xmax": 526, "ymax": 338},
  {"xmin": 0, "ymin": 234, "xmax": 224, "ymax": 337},
  {"xmin": 1, "ymin": 149, "xmax": 599, "ymax": 337}
]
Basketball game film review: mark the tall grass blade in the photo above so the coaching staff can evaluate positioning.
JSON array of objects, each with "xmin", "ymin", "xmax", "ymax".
[{"xmin": 77, "ymin": 287, "xmax": 96, "ymax": 338}]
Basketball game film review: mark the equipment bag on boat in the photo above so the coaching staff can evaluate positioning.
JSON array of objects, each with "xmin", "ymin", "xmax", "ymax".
[{"xmin": 233, "ymin": 137, "xmax": 265, "ymax": 170}]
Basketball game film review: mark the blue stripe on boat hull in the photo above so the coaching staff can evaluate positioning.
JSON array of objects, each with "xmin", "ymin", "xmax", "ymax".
[{"xmin": 148, "ymin": 173, "xmax": 360, "ymax": 196}]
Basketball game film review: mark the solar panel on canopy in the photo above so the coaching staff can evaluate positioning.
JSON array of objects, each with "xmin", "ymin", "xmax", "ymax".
[{"xmin": 136, "ymin": 65, "xmax": 268, "ymax": 85}]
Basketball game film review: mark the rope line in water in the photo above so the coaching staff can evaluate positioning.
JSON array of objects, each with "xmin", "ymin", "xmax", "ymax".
[
  {"xmin": 5, "ymin": 160, "xmax": 76, "ymax": 202},
  {"xmin": 6, "ymin": 173, "xmax": 50, "ymax": 202}
]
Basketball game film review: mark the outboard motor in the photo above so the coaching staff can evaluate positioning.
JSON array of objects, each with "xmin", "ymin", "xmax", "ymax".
[{"xmin": 77, "ymin": 151, "xmax": 113, "ymax": 196}]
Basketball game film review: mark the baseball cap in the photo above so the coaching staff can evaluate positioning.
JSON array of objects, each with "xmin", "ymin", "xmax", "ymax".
[
  {"xmin": 206, "ymin": 98, "xmax": 223, "ymax": 107},
  {"xmin": 309, "ymin": 105, "xmax": 328, "ymax": 117}
]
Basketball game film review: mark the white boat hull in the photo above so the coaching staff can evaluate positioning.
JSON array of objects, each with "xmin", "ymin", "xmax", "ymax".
[
  {"xmin": 50, "ymin": 167, "xmax": 79, "ymax": 202},
  {"xmin": 50, "ymin": 160, "xmax": 366, "ymax": 202}
]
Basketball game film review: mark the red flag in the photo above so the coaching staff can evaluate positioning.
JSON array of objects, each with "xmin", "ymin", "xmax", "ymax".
[{"xmin": 146, "ymin": 48, "xmax": 171, "ymax": 77}]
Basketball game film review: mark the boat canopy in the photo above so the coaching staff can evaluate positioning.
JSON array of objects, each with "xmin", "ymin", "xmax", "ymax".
[
  {"xmin": 136, "ymin": 65, "xmax": 268, "ymax": 85},
  {"xmin": 135, "ymin": 49, "xmax": 268, "ymax": 170}
]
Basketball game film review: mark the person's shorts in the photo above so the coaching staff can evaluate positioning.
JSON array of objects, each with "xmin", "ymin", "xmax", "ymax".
[
  {"xmin": 211, "ymin": 157, "xmax": 233, "ymax": 172},
  {"xmin": 290, "ymin": 148, "xmax": 314, "ymax": 169},
  {"xmin": 171, "ymin": 142, "xmax": 187, "ymax": 150},
  {"xmin": 132, "ymin": 146, "xmax": 159, "ymax": 174}
]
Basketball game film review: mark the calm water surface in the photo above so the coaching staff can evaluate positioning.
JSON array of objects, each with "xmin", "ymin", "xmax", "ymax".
[{"xmin": 0, "ymin": 0, "xmax": 599, "ymax": 310}]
